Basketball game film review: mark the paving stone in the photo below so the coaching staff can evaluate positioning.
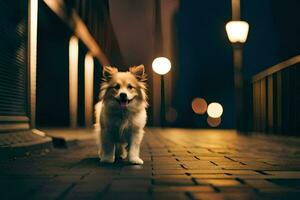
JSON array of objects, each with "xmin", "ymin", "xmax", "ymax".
[
  {"xmin": 102, "ymin": 192, "xmax": 152, "ymax": 200},
  {"xmin": 217, "ymin": 186, "xmax": 257, "ymax": 192},
  {"xmin": 267, "ymin": 179, "xmax": 300, "ymax": 189},
  {"xmin": 213, "ymin": 161, "xmax": 245, "ymax": 167},
  {"xmin": 190, "ymin": 192, "xmax": 258, "ymax": 200},
  {"xmin": 195, "ymin": 179, "xmax": 242, "ymax": 186},
  {"xmin": 68, "ymin": 180, "xmax": 110, "ymax": 193},
  {"xmin": 187, "ymin": 169, "xmax": 229, "ymax": 175},
  {"xmin": 152, "ymin": 185, "xmax": 214, "ymax": 192},
  {"xmin": 176, "ymin": 157, "xmax": 199, "ymax": 161},
  {"xmin": 152, "ymin": 192, "xmax": 189, "ymax": 200},
  {"xmin": 195, "ymin": 156, "xmax": 229, "ymax": 161},
  {"xmin": 264, "ymin": 171, "xmax": 300, "ymax": 178},
  {"xmin": 2, "ymin": 128, "xmax": 300, "ymax": 199},
  {"xmin": 51, "ymin": 175, "xmax": 83, "ymax": 183},
  {"xmin": 31, "ymin": 182, "xmax": 76, "ymax": 199},
  {"xmin": 152, "ymin": 160, "xmax": 179, "ymax": 165},
  {"xmin": 152, "ymin": 178, "xmax": 195, "ymax": 186},
  {"xmin": 152, "ymin": 164, "xmax": 183, "ymax": 170},
  {"xmin": 109, "ymin": 180, "xmax": 151, "ymax": 192},
  {"xmin": 152, "ymin": 169, "xmax": 188, "ymax": 175},
  {"xmin": 64, "ymin": 192, "xmax": 100, "ymax": 200},
  {"xmin": 258, "ymin": 191, "xmax": 300, "ymax": 200},
  {"xmin": 222, "ymin": 170, "xmax": 261, "ymax": 175},
  {"xmin": 119, "ymin": 170, "xmax": 152, "ymax": 176},
  {"xmin": 191, "ymin": 174, "xmax": 233, "ymax": 179},
  {"xmin": 244, "ymin": 179, "xmax": 285, "ymax": 189},
  {"xmin": 183, "ymin": 165, "xmax": 222, "ymax": 170},
  {"xmin": 152, "ymin": 174, "xmax": 191, "ymax": 179}
]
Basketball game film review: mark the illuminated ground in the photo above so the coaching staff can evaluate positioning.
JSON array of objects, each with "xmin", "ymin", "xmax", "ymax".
[{"xmin": 1, "ymin": 128, "xmax": 300, "ymax": 199}]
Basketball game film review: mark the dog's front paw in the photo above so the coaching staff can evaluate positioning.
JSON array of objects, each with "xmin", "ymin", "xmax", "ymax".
[
  {"xmin": 100, "ymin": 156, "xmax": 115, "ymax": 164},
  {"xmin": 129, "ymin": 157, "xmax": 144, "ymax": 165}
]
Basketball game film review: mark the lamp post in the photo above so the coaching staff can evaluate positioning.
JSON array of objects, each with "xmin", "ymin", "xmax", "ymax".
[
  {"xmin": 152, "ymin": 57, "xmax": 171, "ymax": 127},
  {"xmin": 225, "ymin": 20, "xmax": 249, "ymax": 132}
]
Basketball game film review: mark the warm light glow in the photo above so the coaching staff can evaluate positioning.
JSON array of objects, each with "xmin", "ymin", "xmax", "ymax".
[
  {"xmin": 152, "ymin": 57, "xmax": 171, "ymax": 75},
  {"xmin": 207, "ymin": 117, "xmax": 222, "ymax": 127},
  {"xmin": 225, "ymin": 21, "xmax": 249, "ymax": 43},
  {"xmin": 192, "ymin": 98, "xmax": 207, "ymax": 115},
  {"xmin": 207, "ymin": 102, "xmax": 223, "ymax": 118},
  {"xmin": 69, "ymin": 36, "xmax": 79, "ymax": 128},
  {"xmin": 29, "ymin": 0, "xmax": 38, "ymax": 128},
  {"xmin": 84, "ymin": 53, "xmax": 94, "ymax": 127},
  {"xmin": 166, "ymin": 107, "xmax": 178, "ymax": 123}
]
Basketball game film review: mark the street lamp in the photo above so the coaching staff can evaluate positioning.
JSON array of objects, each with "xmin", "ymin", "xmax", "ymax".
[
  {"xmin": 152, "ymin": 57, "xmax": 171, "ymax": 127},
  {"xmin": 225, "ymin": 21, "xmax": 249, "ymax": 43},
  {"xmin": 225, "ymin": 20, "xmax": 249, "ymax": 131}
]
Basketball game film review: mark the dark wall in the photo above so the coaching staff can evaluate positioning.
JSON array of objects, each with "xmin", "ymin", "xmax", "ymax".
[{"xmin": 36, "ymin": 3, "xmax": 72, "ymax": 127}]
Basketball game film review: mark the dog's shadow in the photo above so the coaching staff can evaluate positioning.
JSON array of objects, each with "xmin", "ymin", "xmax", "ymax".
[{"xmin": 76, "ymin": 157, "xmax": 139, "ymax": 169}]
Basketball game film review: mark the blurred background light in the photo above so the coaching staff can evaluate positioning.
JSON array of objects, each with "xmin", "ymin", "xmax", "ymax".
[
  {"xmin": 207, "ymin": 116, "xmax": 221, "ymax": 127},
  {"xmin": 84, "ymin": 52, "xmax": 94, "ymax": 127},
  {"xmin": 207, "ymin": 102, "xmax": 223, "ymax": 118},
  {"xmin": 69, "ymin": 36, "xmax": 79, "ymax": 128},
  {"xmin": 152, "ymin": 57, "xmax": 171, "ymax": 75},
  {"xmin": 191, "ymin": 98, "xmax": 207, "ymax": 114}
]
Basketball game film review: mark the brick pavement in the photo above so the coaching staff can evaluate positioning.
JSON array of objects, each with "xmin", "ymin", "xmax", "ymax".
[{"xmin": 1, "ymin": 128, "xmax": 300, "ymax": 199}]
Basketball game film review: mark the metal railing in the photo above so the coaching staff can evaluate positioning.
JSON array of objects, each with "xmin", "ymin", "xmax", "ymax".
[{"xmin": 252, "ymin": 55, "xmax": 300, "ymax": 135}]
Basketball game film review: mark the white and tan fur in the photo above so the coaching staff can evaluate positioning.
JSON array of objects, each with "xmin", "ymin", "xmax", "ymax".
[{"xmin": 95, "ymin": 65, "xmax": 147, "ymax": 164}]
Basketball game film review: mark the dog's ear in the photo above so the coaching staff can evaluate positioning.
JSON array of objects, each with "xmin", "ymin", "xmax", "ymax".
[
  {"xmin": 102, "ymin": 66, "xmax": 118, "ymax": 81},
  {"xmin": 129, "ymin": 65, "xmax": 147, "ymax": 82}
]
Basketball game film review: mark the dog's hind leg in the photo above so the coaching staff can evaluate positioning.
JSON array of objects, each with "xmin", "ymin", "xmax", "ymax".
[
  {"xmin": 128, "ymin": 130, "xmax": 144, "ymax": 165},
  {"xmin": 100, "ymin": 129, "xmax": 115, "ymax": 163},
  {"xmin": 119, "ymin": 143, "xmax": 128, "ymax": 160}
]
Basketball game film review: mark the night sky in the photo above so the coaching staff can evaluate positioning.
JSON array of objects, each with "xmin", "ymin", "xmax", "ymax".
[
  {"xmin": 176, "ymin": 1, "xmax": 234, "ymax": 128},
  {"xmin": 174, "ymin": 0, "xmax": 300, "ymax": 128}
]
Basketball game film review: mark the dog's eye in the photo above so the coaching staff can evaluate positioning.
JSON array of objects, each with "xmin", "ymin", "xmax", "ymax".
[
  {"xmin": 127, "ymin": 84, "xmax": 133, "ymax": 90},
  {"xmin": 114, "ymin": 84, "xmax": 120, "ymax": 90}
]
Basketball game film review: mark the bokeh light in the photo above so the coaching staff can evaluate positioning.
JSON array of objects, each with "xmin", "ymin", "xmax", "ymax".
[
  {"xmin": 152, "ymin": 57, "xmax": 171, "ymax": 75},
  {"xmin": 207, "ymin": 116, "xmax": 221, "ymax": 127},
  {"xmin": 191, "ymin": 98, "xmax": 207, "ymax": 114},
  {"xmin": 166, "ymin": 107, "xmax": 178, "ymax": 123},
  {"xmin": 207, "ymin": 102, "xmax": 223, "ymax": 118}
]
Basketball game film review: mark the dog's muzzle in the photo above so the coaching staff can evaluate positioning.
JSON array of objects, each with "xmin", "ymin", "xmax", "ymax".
[{"xmin": 119, "ymin": 93, "xmax": 129, "ymax": 109}]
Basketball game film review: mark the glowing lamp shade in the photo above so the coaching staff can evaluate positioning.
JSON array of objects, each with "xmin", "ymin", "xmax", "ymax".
[
  {"xmin": 225, "ymin": 21, "xmax": 249, "ymax": 43},
  {"xmin": 207, "ymin": 102, "xmax": 223, "ymax": 118},
  {"xmin": 152, "ymin": 57, "xmax": 171, "ymax": 75}
]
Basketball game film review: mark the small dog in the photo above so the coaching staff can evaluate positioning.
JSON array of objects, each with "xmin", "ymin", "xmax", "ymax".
[{"xmin": 95, "ymin": 65, "xmax": 147, "ymax": 164}]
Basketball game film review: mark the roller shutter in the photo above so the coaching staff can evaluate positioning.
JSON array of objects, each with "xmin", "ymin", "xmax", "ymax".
[{"xmin": 0, "ymin": 0, "xmax": 29, "ymax": 132}]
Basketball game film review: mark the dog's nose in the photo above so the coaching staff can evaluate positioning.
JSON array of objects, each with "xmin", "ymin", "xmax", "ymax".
[{"xmin": 120, "ymin": 93, "xmax": 127, "ymax": 100}]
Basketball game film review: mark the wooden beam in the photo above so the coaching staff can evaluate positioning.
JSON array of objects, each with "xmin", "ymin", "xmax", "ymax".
[{"xmin": 43, "ymin": 0, "xmax": 110, "ymax": 66}]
